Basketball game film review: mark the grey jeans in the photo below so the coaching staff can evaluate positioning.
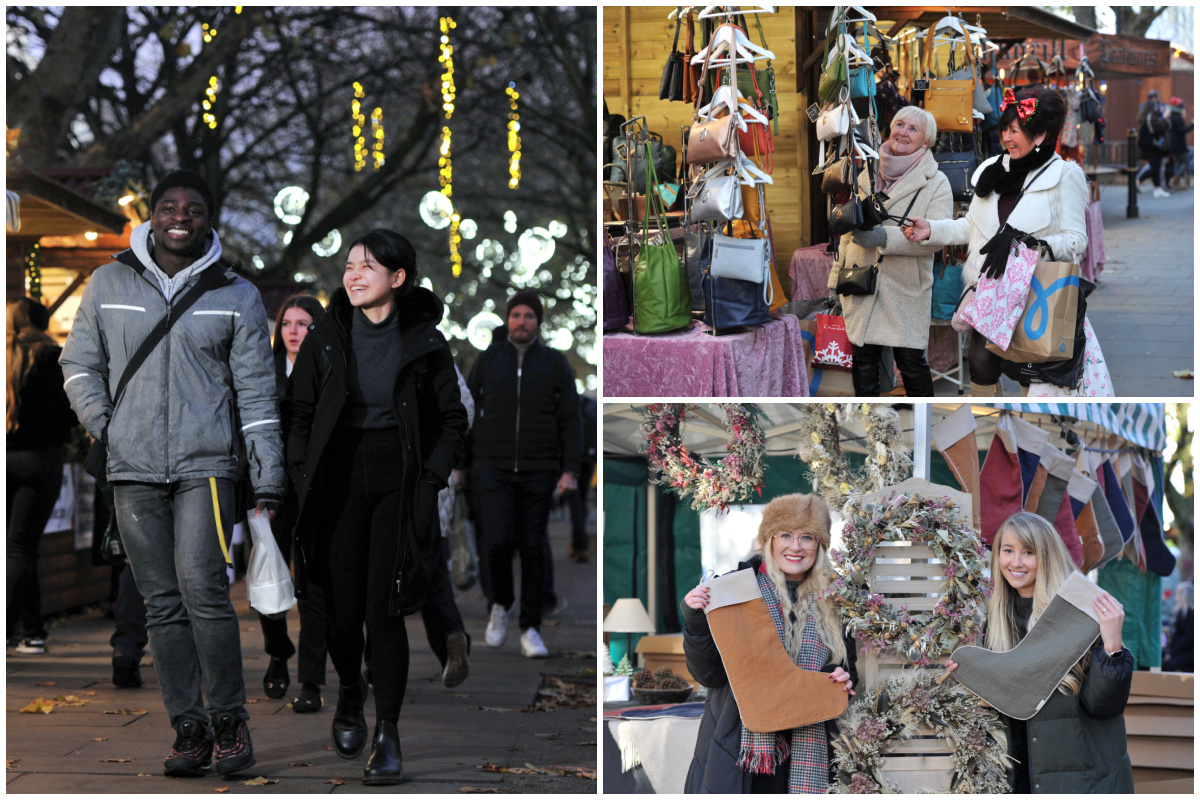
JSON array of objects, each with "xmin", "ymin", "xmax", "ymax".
[{"xmin": 113, "ymin": 478, "xmax": 247, "ymax": 730}]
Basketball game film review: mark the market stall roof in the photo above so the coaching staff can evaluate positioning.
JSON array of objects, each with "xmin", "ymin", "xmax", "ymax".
[
  {"xmin": 992, "ymin": 402, "xmax": 1166, "ymax": 451},
  {"xmin": 6, "ymin": 169, "xmax": 127, "ymax": 238},
  {"xmin": 865, "ymin": 6, "xmax": 1098, "ymax": 43}
]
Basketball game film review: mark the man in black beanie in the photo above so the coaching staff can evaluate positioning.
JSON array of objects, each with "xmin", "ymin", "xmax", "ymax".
[{"xmin": 465, "ymin": 291, "xmax": 581, "ymax": 658}]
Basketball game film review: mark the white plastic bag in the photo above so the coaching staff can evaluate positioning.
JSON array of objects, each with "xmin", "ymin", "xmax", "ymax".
[{"xmin": 246, "ymin": 514, "xmax": 296, "ymax": 618}]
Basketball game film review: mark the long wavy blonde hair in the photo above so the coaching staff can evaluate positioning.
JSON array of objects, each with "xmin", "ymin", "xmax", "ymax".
[
  {"xmin": 6, "ymin": 297, "xmax": 57, "ymax": 434},
  {"xmin": 986, "ymin": 511, "xmax": 1086, "ymax": 695},
  {"xmin": 760, "ymin": 541, "xmax": 848, "ymax": 667}
]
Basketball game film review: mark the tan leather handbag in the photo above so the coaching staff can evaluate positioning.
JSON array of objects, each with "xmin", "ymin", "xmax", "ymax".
[
  {"xmin": 921, "ymin": 19, "xmax": 975, "ymax": 133},
  {"xmin": 685, "ymin": 23, "xmax": 740, "ymax": 164}
]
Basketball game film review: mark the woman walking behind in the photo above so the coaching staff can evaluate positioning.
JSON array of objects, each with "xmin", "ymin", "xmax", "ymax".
[
  {"xmin": 829, "ymin": 106, "xmax": 953, "ymax": 397},
  {"xmin": 258, "ymin": 295, "xmax": 331, "ymax": 711},
  {"xmin": 287, "ymin": 230, "xmax": 467, "ymax": 784},
  {"xmin": 7, "ymin": 298, "xmax": 77, "ymax": 654},
  {"xmin": 1137, "ymin": 90, "xmax": 1171, "ymax": 197},
  {"xmin": 681, "ymin": 494, "xmax": 856, "ymax": 793},
  {"xmin": 946, "ymin": 512, "xmax": 1133, "ymax": 793},
  {"xmin": 1166, "ymin": 97, "xmax": 1193, "ymax": 191}
]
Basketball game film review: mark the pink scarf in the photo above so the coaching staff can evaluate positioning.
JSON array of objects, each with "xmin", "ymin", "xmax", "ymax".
[{"xmin": 879, "ymin": 142, "xmax": 926, "ymax": 195}]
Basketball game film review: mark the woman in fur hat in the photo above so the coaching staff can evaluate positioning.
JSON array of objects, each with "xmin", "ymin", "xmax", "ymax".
[{"xmin": 680, "ymin": 493, "xmax": 856, "ymax": 793}]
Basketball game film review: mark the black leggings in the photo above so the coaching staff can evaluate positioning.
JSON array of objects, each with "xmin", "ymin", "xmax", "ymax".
[
  {"xmin": 967, "ymin": 329, "xmax": 1003, "ymax": 386},
  {"xmin": 316, "ymin": 428, "xmax": 410, "ymax": 721},
  {"xmin": 851, "ymin": 343, "xmax": 935, "ymax": 397},
  {"xmin": 7, "ymin": 447, "xmax": 63, "ymax": 640}
]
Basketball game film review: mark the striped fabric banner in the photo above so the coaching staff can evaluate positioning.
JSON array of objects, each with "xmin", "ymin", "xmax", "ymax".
[{"xmin": 988, "ymin": 403, "xmax": 1166, "ymax": 451}]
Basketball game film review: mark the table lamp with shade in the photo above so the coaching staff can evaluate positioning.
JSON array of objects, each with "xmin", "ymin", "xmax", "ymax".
[{"xmin": 603, "ymin": 597, "xmax": 656, "ymax": 668}]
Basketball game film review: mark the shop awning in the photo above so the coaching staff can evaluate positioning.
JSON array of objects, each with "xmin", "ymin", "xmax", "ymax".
[
  {"xmin": 865, "ymin": 6, "xmax": 1097, "ymax": 43},
  {"xmin": 990, "ymin": 403, "xmax": 1166, "ymax": 451},
  {"xmin": 1000, "ymin": 34, "xmax": 1173, "ymax": 79},
  {"xmin": 6, "ymin": 170, "xmax": 127, "ymax": 238}
]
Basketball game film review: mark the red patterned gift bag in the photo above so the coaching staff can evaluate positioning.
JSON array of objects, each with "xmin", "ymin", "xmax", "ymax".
[{"xmin": 813, "ymin": 314, "xmax": 854, "ymax": 371}]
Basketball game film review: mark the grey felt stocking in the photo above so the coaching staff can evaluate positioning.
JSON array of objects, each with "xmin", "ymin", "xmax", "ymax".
[{"xmin": 950, "ymin": 571, "xmax": 1103, "ymax": 720}]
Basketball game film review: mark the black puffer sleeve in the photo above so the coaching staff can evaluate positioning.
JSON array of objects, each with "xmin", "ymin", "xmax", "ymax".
[
  {"xmin": 682, "ymin": 599, "xmax": 729, "ymax": 689},
  {"xmin": 1079, "ymin": 642, "xmax": 1134, "ymax": 720}
]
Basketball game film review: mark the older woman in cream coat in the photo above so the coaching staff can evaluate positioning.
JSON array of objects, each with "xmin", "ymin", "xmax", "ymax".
[
  {"xmin": 905, "ymin": 86, "xmax": 1095, "ymax": 396},
  {"xmin": 829, "ymin": 106, "xmax": 952, "ymax": 397}
]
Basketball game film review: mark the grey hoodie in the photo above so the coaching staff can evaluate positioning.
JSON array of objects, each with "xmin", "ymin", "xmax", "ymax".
[{"xmin": 60, "ymin": 222, "xmax": 285, "ymax": 499}]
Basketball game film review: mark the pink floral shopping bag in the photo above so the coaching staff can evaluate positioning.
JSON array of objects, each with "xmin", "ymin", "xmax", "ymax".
[{"xmin": 960, "ymin": 239, "xmax": 1040, "ymax": 350}]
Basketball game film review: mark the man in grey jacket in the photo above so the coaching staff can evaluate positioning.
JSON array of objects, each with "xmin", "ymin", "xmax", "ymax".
[{"xmin": 61, "ymin": 170, "xmax": 284, "ymax": 778}]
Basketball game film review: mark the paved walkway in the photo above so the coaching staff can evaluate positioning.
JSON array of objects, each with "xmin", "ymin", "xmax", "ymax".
[
  {"xmin": 1085, "ymin": 181, "xmax": 1195, "ymax": 397},
  {"xmin": 6, "ymin": 515, "xmax": 597, "ymax": 794}
]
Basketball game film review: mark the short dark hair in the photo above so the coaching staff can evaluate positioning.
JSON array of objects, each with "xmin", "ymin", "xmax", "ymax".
[
  {"xmin": 997, "ymin": 86, "xmax": 1066, "ymax": 149},
  {"xmin": 272, "ymin": 294, "xmax": 326, "ymax": 355},
  {"xmin": 347, "ymin": 229, "xmax": 419, "ymax": 299},
  {"xmin": 150, "ymin": 169, "xmax": 217, "ymax": 217}
]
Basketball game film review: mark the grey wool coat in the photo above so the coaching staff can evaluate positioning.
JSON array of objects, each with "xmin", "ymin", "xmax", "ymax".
[{"xmin": 828, "ymin": 148, "xmax": 953, "ymax": 350}]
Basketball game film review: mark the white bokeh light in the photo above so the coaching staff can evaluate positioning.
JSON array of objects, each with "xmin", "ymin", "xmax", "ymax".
[
  {"xmin": 518, "ymin": 228, "xmax": 555, "ymax": 270},
  {"xmin": 459, "ymin": 219, "xmax": 478, "ymax": 240},
  {"xmin": 273, "ymin": 187, "xmax": 308, "ymax": 225},
  {"xmin": 466, "ymin": 311, "xmax": 504, "ymax": 351},
  {"xmin": 311, "ymin": 229, "xmax": 342, "ymax": 257},
  {"xmin": 419, "ymin": 191, "xmax": 454, "ymax": 230}
]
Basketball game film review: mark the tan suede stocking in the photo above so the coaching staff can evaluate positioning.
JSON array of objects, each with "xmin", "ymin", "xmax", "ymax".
[{"xmin": 703, "ymin": 569, "xmax": 847, "ymax": 733}]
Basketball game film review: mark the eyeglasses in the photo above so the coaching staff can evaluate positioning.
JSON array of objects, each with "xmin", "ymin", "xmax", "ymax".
[{"xmin": 774, "ymin": 532, "xmax": 818, "ymax": 550}]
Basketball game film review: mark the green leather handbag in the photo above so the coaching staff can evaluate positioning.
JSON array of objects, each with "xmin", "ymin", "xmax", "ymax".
[{"xmin": 632, "ymin": 142, "xmax": 691, "ymax": 334}]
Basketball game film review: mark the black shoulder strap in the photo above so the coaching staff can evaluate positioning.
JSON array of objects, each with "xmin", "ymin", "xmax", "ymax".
[{"xmin": 111, "ymin": 265, "xmax": 230, "ymax": 407}]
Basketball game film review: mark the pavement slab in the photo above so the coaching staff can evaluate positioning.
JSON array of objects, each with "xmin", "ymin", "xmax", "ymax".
[{"xmin": 6, "ymin": 515, "xmax": 598, "ymax": 794}]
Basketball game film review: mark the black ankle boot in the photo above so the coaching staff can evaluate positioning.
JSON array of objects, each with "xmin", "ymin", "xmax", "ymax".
[
  {"xmin": 331, "ymin": 673, "xmax": 368, "ymax": 759},
  {"xmin": 363, "ymin": 720, "xmax": 403, "ymax": 785}
]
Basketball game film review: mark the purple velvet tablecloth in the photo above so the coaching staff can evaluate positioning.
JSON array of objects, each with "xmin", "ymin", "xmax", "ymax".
[
  {"xmin": 1081, "ymin": 200, "xmax": 1105, "ymax": 281},
  {"xmin": 788, "ymin": 245, "xmax": 835, "ymax": 301},
  {"xmin": 603, "ymin": 315, "xmax": 809, "ymax": 397}
]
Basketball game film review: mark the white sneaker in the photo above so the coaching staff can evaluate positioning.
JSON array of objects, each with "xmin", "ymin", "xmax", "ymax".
[
  {"xmin": 485, "ymin": 604, "xmax": 510, "ymax": 648},
  {"xmin": 520, "ymin": 627, "xmax": 549, "ymax": 659},
  {"xmin": 1153, "ymin": 187, "xmax": 1170, "ymax": 198}
]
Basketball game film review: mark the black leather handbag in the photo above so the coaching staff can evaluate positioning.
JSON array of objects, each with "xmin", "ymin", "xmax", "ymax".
[
  {"xmin": 659, "ymin": 12, "xmax": 685, "ymax": 102},
  {"xmin": 830, "ymin": 192, "xmax": 864, "ymax": 238},
  {"xmin": 836, "ymin": 256, "xmax": 881, "ymax": 295},
  {"xmin": 701, "ymin": 267, "xmax": 772, "ymax": 332},
  {"xmin": 934, "ymin": 147, "xmax": 979, "ymax": 203}
]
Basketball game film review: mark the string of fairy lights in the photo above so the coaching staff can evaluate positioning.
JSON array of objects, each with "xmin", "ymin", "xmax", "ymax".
[
  {"xmin": 25, "ymin": 243, "xmax": 41, "ymax": 301},
  {"xmin": 438, "ymin": 16, "xmax": 463, "ymax": 277},
  {"xmin": 352, "ymin": 82, "xmax": 367, "ymax": 171},
  {"xmin": 506, "ymin": 83, "xmax": 521, "ymax": 189}
]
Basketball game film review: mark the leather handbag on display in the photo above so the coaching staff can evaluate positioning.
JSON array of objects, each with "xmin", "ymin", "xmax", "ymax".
[
  {"xmin": 687, "ymin": 163, "xmax": 744, "ymax": 222},
  {"xmin": 686, "ymin": 31, "xmax": 740, "ymax": 164},
  {"xmin": 933, "ymin": 146, "xmax": 979, "ymax": 202},
  {"xmin": 848, "ymin": 21, "xmax": 876, "ymax": 99},
  {"xmin": 632, "ymin": 144, "xmax": 692, "ymax": 334},
  {"xmin": 818, "ymin": 20, "xmax": 848, "ymax": 106},
  {"xmin": 820, "ymin": 140, "xmax": 856, "ymax": 194},
  {"xmin": 817, "ymin": 87, "xmax": 856, "ymax": 142},
  {"xmin": 701, "ymin": 268, "xmax": 773, "ymax": 332},
  {"xmin": 612, "ymin": 132, "xmax": 677, "ymax": 194},
  {"xmin": 930, "ymin": 254, "xmax": 965, "ymax": 321},
  {"xmin": 830, "ymin": 193, "xmax": 864, "ymax": 238},
  {"xmin": 710, "ymin": 185, "xmax": 771, "ymax": 292},
  {"xmin": 719, "ymin": 63, "xmax": 774, "ymax": 171},
  {"xmin": 603, "ymin": 230, "xmax": 630, "ymax": 331},
  {"xmin": 660, "ymin": 11, "xmax": 685, "ymax": 101},
  {"xmin": 735, "ymin": 14, "xmax": 779, "ymax": 134},
  {"xmin": 682, "ymin": 12, "xmax": 699, "ymax": 104},
  {"xmin": 921, "ymin": 19, "xmax": 976, "ymax": 133}
]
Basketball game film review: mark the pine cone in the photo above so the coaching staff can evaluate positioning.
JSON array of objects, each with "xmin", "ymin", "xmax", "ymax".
[
  {"xmin": 632, "ymin": 669, "xmax": 657, "ymax": 688},
  {"xmin": 659, "ymin": 675, "xmax": 688, "ymax": 690},
  {"xmin": 653, "ymin": 666, "xmax": 675, "ymax": 683}
]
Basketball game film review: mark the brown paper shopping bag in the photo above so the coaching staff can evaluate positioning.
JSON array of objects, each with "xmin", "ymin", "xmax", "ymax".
[{"xmin": 987, "ymin": 257, "xmax": 1082, "ymax": 363}]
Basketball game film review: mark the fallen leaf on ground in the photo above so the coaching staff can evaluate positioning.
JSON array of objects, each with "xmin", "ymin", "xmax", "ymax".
[
  {"xmin": 573, "ymin": 741, "xmax": 597, "ymax": 747},
  {"xmin": 55, "ymin": 694, "xmax": 91, "ymax": 707},
  {"xmin": 104, "ymin": 708, "xmax": 148, "ymax": 715},
  {"xmin": 287, "ymin": 762, "xmax": 314, "ymax": 767},
  {"xmin": 476, "ymin": 706, "xmax": 516, "ymax": 712},
  {"xmin": 33, "ymin": 681, "xmax": 56, "ymax": 687},
  {"xmin": 137, "ymin": 773, "xmax": 152, "ymax": 777},
  {"xmin": 459, "ymin": 788, "xmax": 501, "ymax": 793},
  {"xmin": 94, "ymin": 738, "xmax": 108, "ymax": 742},
  {"xmin": 245, "ymin": 699, "xmax": 259, "ymax": 704},
  {"xmin": 476, "ymin": 763, "xmax": 540, "ymax": 775},
  {"xmin": 214, "ymin": 786, "xmax": 229, "ymax": 792},
  {"xmin": 241, "ymin": 776, "xmax": 279, "ymax": 786},
  {"xmin": 323, "ymin": 745, "xmax": 334, "ymax": 752},
  {"xmin": 1173, "ymin": 369, "xmax": 1194, "ymax": 378},
  {"xmin": 7, "ymin": 760, "xmax": 20, "ymax": 769},
  {"xmin": 102, "ymin": 758, "xmax": 134, "ymax": 763},
  {"xmin": 530, "ymin": 677, "xmax": 597, "ymax": 712},
  {"xmin": 79, "ymin": 691, "xmax": 97, "ymax": 697},
  {"xmin": 546, "ymin": 764, "xmax": 597, "ymax": 780},
  {"xmin": 324, "ymin": 778, "xmax": 344, "ymax": 786},
  {"xmin": 19, "ymin": 698, "xmax": 55, "ymax": 714}
]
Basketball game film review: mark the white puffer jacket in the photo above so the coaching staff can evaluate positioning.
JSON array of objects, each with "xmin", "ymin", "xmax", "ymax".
[{"xmin": 926, "ymin": 154, "xmax": 1089, "ymax": 286}]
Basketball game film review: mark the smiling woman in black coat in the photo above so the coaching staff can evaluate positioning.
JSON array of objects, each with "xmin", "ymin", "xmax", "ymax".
[{"xmin": 286, "ymin": 230, "xmax": 466, "ymax": 785}]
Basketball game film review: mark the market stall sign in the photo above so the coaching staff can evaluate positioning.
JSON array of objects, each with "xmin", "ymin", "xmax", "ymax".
[{"xmin": 1002, "ymin": 35, "xmax": 1171, "ymax": 79}]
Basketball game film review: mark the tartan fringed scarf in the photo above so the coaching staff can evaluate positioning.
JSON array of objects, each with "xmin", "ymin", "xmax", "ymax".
[{"xmin": 737, "ymin": 570, "xmax": 831, "ymax": 793}]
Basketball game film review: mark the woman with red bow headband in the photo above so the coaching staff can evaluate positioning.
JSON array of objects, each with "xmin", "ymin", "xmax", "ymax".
[{"xmin": 902, "ymin": 86, "xmax": 1108, "ymax": 397}]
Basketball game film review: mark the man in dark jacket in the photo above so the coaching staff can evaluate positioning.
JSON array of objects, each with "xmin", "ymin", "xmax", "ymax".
[{"xmin": 466, "ymin": 290, "xmax": 582, "ymax": 659}]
